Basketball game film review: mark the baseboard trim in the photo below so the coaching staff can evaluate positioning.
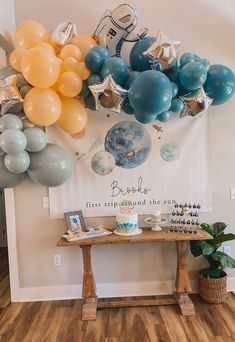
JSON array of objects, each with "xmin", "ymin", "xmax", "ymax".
[{"xmin": 11, "ymin": 277, "xmax": 235, "ymax": 303}]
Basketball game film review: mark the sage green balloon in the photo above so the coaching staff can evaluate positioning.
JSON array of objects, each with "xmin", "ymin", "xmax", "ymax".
[
  {"xmin": 4, "ymin": 151, "xmax": 30, "ymax": 174},
  {"xmin": 0, "ymin": 114, "xmax": 23, "ymax": 132},
  {"xmin": 27, "ymin": 143, "xmax": 73, "ymax": 187},
  {"xmin": 22, "ymin": 118, "xmax": 34, "ymax": 129},
  {"xmin": 0, "ymin": 129, "xmax": 27, "ymax": 154},
  {"xmin": 0, "ymin": 156, "xmax": 27, "ymax": 188},
  {"xmin": 0, "ymin": 147, "xmax": 4, "ymax": 156},
  {"xmin": 24, "ymin": 127, "xmax": 47, "ymax": 152}
]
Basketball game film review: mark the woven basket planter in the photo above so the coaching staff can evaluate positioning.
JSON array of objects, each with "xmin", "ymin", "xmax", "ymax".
[{"xmin": 199, "ymin": 269, "xmax": 227, "ymax": 304}]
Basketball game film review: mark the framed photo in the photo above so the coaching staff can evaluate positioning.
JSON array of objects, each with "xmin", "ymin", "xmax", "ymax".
[{"xmin": 64, "ymin": 210, "xmax": 87, "ymax": 233}]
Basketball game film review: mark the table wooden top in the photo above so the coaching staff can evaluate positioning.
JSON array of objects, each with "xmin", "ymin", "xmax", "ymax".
[{"xmin": 57, "ymin": 228, "xmax": 212, "ymax": 247}]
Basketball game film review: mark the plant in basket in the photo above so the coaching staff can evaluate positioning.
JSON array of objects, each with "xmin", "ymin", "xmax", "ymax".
[{"xmin": 190, "ymin": 222, "xmax": 235, "ymax": 303}]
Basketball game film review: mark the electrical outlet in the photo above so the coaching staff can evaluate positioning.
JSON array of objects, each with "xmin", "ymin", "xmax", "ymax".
[
  {"xmin": 223, "ymin": 246, "xmax": 232, "ymax": 256},
  {"xmin": 42, "ymin": 197, "xmax": 49, "ymax": 208},
  {"xmin": 230, "ymin": 188, "xmax": 235, "ymax": 200},
  {"xmin": 53, "ymin": 254, "xmax": 61, "ymax": 266}
]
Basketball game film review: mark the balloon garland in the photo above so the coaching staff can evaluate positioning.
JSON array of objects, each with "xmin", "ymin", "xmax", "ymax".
[{"xmin": 0, "ymin": 3, "xmax": 234, "ymax": 189}]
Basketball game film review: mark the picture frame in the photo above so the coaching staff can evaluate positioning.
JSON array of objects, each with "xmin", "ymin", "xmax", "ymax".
[{"xmin": 64, "ymin": 210, "xmax": 87, "ymax": 233}]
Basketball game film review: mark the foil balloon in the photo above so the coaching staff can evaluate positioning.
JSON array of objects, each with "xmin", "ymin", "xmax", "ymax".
[
  {"xmin": 89, "ymin": 75, "xmax": 128, "ymax": 113},
  {"xmin": 180, "ymin": 88, "xmax": 213, "ymax": 118},
  {"xmin": 0, "ymin": 74, "xmax": 23, "ymax": 115},
  {"xmin": 93, "ymin": 4, "xmax": 148, "ymax": 56},
  {"xmin": 51, "ymin": 22, "xmax": 77, "ymax": 47},
  {"xmin": 143, "ymin": 30, "xmax": 181, "ymax": 70}
]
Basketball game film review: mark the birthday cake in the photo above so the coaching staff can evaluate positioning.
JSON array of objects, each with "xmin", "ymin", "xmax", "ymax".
[{"xmin": 114, "ymin": 200, "xmax": 142, "ymax": 236}]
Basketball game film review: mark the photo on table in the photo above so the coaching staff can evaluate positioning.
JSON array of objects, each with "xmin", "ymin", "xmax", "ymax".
[{"xmin": 64, "ymin": 210, "xmax": 86, "ymax": 233}]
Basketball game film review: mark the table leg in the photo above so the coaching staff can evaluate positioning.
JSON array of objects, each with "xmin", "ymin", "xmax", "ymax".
[
  {"xmin": 81, "ymin": 245, "xmax": 98, "ymax": 320},
  {"xmin": 174, "ymin": 241, "xmax": 195, "ymax": 316}
]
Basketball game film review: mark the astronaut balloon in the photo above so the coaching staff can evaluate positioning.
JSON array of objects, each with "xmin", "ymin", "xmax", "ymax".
[{"xmin": 93, "ymin": 4, "xmax": 148, "ymax": 57}]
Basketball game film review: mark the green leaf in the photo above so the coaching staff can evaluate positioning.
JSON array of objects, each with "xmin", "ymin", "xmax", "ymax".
[
  {"xmin": 190, "ymin": 240, "xmax": 215, "ymax": 257},
  {"xmin": 201, "ymin": 223, "xmax": 213, "ymax": 236},
  {"xmin": 214, "ymin": 233, "xmax": 235, "ymax": 246},
  {"xmin": 201, "ymin": 268, "xmax": 222, "ymax": 279},
  {"xmin": 210, "ymin": 251, "xmax": 235, "ymax": 268},
  {"xmin": 212, "ymin": 222, "xmax": 227, "ymax": 235}
]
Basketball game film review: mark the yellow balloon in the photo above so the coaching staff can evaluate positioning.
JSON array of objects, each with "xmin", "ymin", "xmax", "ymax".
[
  {"xmin": 36, "ymin": 42, "xmax": 55, "ymax": 54},
  {"xmin": 57, "ymin": 97, "xmax": 87, "ymax": 134},
  {"xmin": 76, "ymin": 62, "xmax": 90, "ymax": 80},
  {"xmin": 21, "ymin": 47, "xmax": 61, "ymax": 88},
  {"xmin": 58, "ymin": 71, "xmax": 82, "ymax": 97},
  {"xmin": 71, "ymin": 35, "xmax": 97, "ymax": 57},
  {"xmin": 63, "ymin": 57, "xmax": 80, "ymax": 73},
  {"xmin": 15, "ymin": 20, "xmax": 49, "ymax": 49},
  {"xmin": 24, "ymin": 88, "xmax": 62, "ymax": 126},
  {"xmin": 9, "ymin": 48, "xmax": 26, "ymax": 72},
  {"xmin": 60, "ymin": 44, "xmax": 82, "ymax": 61}
]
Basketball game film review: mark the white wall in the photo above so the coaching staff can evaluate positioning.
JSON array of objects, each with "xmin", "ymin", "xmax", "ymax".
[{"xmin": 8, "ymin": 0, "xmax": 235, "ymax": 299}]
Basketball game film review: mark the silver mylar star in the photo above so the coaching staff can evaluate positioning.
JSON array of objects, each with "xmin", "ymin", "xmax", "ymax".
[
  {"xmin": 180, "ymin": 88, "xmax": 213, "ymax": 118},
  {"xmin": 89, "ymin": 75, "xmax": 128, "ymax": 113},
  {"xmin": 0, "ymin": 74, "xmax": 23, "ymax": 115},
  {"xmin": 143, "ymin": 30, "xmax": 181, "ymax": 70}
]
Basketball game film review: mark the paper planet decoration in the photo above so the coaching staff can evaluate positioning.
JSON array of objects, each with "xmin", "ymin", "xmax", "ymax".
[
  {"xmin": 105, "ymin": 121, "xmax": 151, "ymax": 169},
  {"xmin": 91, "ymin": 151, "xmax": 115, "ymax": 175},
  {"xmin": 160, "ymin": 142, "xmax": 180, "ymax": 162}
]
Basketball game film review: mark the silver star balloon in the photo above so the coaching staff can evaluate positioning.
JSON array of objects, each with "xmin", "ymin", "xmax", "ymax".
[
  {"xmin": 180, "ymin": 88, "xmax": 213, "ymax": 118},
  {"xmin": 89, "ymin": 75, "xmax": 128, "ymax": 113},
  {"xmin": 51, "ymin": 22, "xmax": 77, "ymax": 47},
  {"xmin": 143, "ymin": 30, "xmax": 181, "ymax": 70},
  {"xmin": 0, "ymin": 74, "xmax": 23, "ymax": 115}
]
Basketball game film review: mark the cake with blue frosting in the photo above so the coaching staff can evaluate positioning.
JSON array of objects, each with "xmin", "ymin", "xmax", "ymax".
[{"xmin": 114, "ymin": 213, "xmax": 142, "ymax": 236}]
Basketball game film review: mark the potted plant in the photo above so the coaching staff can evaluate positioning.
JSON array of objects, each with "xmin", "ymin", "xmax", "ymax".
[{"xmin": 190, "ymin": 222, "xmax": 235, "ymax": 303}]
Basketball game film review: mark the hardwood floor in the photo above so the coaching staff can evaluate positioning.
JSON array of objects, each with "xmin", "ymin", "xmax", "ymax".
[
  {"xmin": 0, "ymin": 247, "xmax": 10, "ymax": 309},
  {"xmin": 0, "ymin": 293, "xmax": 234, "ymax": 341}
]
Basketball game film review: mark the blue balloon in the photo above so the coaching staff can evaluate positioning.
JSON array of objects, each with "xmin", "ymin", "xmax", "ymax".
[
  {"xmin": 79, "ymin": 81, "xmax": 90, "ymax": 98},
  {"xmin": 123, "ymin": 71, "xmax": 139, "ymax": 90},
  {"xmin": 170, "ymin": 98, "xmax": 184, "ymax": 113},
  {"xmin": 180, "ymin": 53, "xmax": 195, "ymax": 67},
  {"xmin": 87, "ymin": 74, "xmax": 103, "ymax": 86},
  {"xmin": 122, "ymin": 98, "xmax": 134, "ymax": 114},
  {"xmin": 84, "ymin": 94, "xmax": 96, "ymax": 111},
  {"xmin": 91, "ymin": 46, "xmax": 111, "ymax": 59},
  {"xmin": 179, "ymin": 62, "xmax": 207, "ymax": 90},
  {"xmin": 156, "ymin": 111, "xmax": 171, "ymax": 122},
  {"xmin": 85, "ymin": 50, "xmax": 103, "ymax": 73},
  {"xmin": 135, "ymin": 112, "xmax": 156, "ymax": 124},
  {"xmin": 130, "ymin": 36, "xmax": 156, "ymax": 72},
  {"xmin": 204, "ymin": 64, "xmax": 235, "ymax": 106},
  {"xmin": 171, "ymin": 82, "xmax": 179, "ymax": 98},
  {"xmin": 129, "ymin": 70, "xmax": 172, "ymax": 116},
  {"xmin": 164, "ymin": 68, "xmax": 180, "ymax": 84},
  {"xmin": 199, "ymin": 58, "xmax": 210, "ymax": 71},
  {"xmin": 194, "ymin": 54, "xmax": 200, "ymax": 62},
  {"xmin": 100, "ymin": 57, "xmax": 129, "ymax": 84}
]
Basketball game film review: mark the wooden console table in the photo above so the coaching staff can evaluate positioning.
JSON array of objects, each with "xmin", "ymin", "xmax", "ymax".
[{"xmin": 57, "ymin": 228, "xmax": 212, "ymax": 320}]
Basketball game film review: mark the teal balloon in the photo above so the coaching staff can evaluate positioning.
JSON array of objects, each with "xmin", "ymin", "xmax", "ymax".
[
  {"xmin": 164, "ymin": 68, "xmax": 180, "ymax": 84},
  {"xmin": 194, "ymin": 54, "xmax": 200, "ymax": 62},
  {"xmin": 199, "ymin": 58, "xmax": 210, "ymax": 71},
  {"xmin": 134, "ymin": 112, "xmax": 156, "ymax": 124},
  {"xmin": 27, "ymin": 144, "xmax": 72, "ymax": 187},
  {"xmin": 123, "ymin": 71, "xmax": 139, "ymax": 90},
  {"xmin": 157, "ymin": 111, "xmax": 171, "ymax": 122},
  {"xmin": 0, "ymin": 114, "xmax": 23, "ymax": 132},
  {"xmin": 4, "ymin": 151, "xmax": 30, "ymax": 174},
  {"xmin": 179, "ymin": 62, "xmax": 207, "ymax": 90},
  {"xmin": 204, "ymin": 64, "xmax": 235, "ymax": 105},
  {"xmin": 22, "ymin": 118, "xmax": 34, "ymax": 129},
  {"xmin": 91, "ymin": 46, "xmax": 111, "ymax": 59},
  {"xmin": 180, "ymin": 53, "xmax": 195, "ymax": 67},
  {"xmin": 85, "ymin": 50, "xmax": 104, "ymax": 73},
  {"xmin": 87, "ymin": 74, "xmax": 102, "ymax": 86},
  {"xmin": 170, "ymin": 98, "xmax": 184, "ymax": 113},
  {"xmin": 171, "ymin": 82, "xmax": 179, "ymax": 97},
  {"xmin": 0, "ymin": 129, "xmax": 27, "ymax": 154},
  {"xmin": 122, "ymin": 98, "xmax": 134, "ymax": 114},
  {"xmin": 84, "ymin": 94, "xmax": 96, "ymax": 111},
  {"xmin": 130, "ymin": 36, "xmax": 156, "ymax": 71},
  {"xmin": 79, "ymin": 81, "xmax": 90, "ymax": 98},
  {"xmin": 100, "ymin": 57, "xmax": 129, "ymax": 84},
  {"xmin": 129, "ymin": 70, "xmax": 172, "ymax": 116},
  {"xmin": 0, "ymin": 156, "xmax": 27, "ymax": 188},
  {"xmin": 24, "ymin": 127, "xmax": 47, "ymax": 152}
]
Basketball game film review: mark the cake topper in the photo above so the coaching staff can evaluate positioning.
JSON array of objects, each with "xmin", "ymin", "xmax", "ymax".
[{"xmin": 119, "ymin": 199, "xmax": 134, "ymax": 214}]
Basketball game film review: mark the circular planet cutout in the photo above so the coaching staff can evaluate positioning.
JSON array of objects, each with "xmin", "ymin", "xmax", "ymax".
[
  {"xmin": 160, "ymin": 142, "xmax": 180, "ymax": 162},
  {"xmin": 91, "ymin": 151, "xmax": 115, "ymax": 176},
  {"xmin": 105, "ymin": 121, "xmax": 151, "ymax": 169}
]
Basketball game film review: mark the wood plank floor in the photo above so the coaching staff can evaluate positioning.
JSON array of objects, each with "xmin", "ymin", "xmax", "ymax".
[
  {"xmin": 0, "ymin": 247, "xmax": 10, "ymax": 309},
  {"xmin": 0, "ymin": 293, "xmax": 234, "ymax": 342}
]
